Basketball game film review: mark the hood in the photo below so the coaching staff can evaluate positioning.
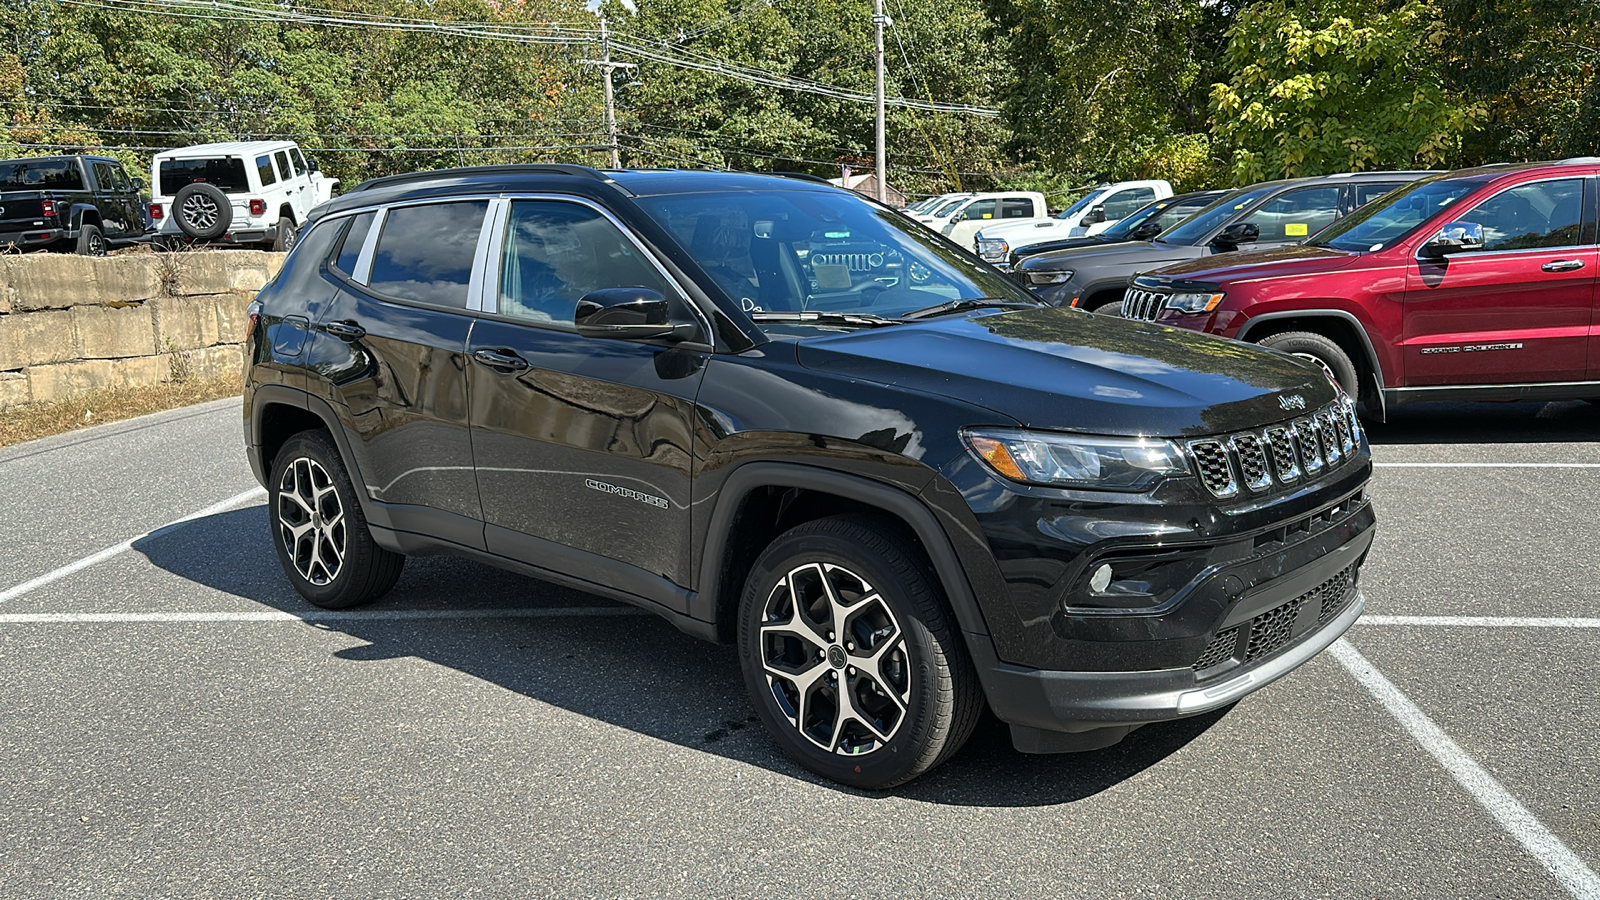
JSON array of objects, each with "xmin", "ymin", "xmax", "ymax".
[
  {"xmin": 795, "ymin": 307, "xmax": 1337, "ymax": 438},
  {"xmin": 979, "ymin": 218, "xmax": 1073, "ymax": 241},
  {"xmin": 1149, "ymin": 244, "xmax": 1362, "ymax": 283},
  {"xmin": 1016, "ymin": 240, "xmax": 1206, "ymax": 274}
]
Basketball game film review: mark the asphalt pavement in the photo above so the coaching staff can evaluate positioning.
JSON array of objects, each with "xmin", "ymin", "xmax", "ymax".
[{"xmin": 1, "ymin": 397, "xmax": 1596, "ymax": 898}]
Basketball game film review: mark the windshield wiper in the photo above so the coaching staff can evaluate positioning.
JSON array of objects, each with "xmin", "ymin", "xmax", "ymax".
[
  {"xmin": 749, "ymin": 311, "xmax": 901, "ymax": 328},
  {"xmin": 898, "ymin": 297, "xmax": 1041, "ymax": 320}
]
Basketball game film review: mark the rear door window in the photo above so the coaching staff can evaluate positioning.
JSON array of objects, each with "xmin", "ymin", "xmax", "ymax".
[
  {"xmin": 1353, "ymin": 182, "xmax": 1401, "ymax": 209},
  {"xmin": 273, "ymin": 151, "xmax": 292, "ymax": 182},
  {"xmin": 999, "ymin": 198, "xmax": 1035, "ymax": 219},
  {"xmin": 255, "ymin": 155, "xmax": 277, "ymax": 186},
  {"xmin": 331, "ymin": 211, "xmax": 375, "ymax": 277},
  {"xmin": 366, "ymin": 201, "xmax": 490, "ymax": 308},
  {"xmin": 1250, "ymin": 186, "xmax": 1343, "ymax": 241},
  {"xmin": 1101, "ymin": 187, "xmax": 1158, "ymax": 219},
  {"xmin": 91, "ymin": 162, "xmax": 118, "ymax": 192}
]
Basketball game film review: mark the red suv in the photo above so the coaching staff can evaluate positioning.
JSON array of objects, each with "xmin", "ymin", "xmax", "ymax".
[{"xmin": 1118, "ymin": 159, "xmax": 1598, "ymax": 419}]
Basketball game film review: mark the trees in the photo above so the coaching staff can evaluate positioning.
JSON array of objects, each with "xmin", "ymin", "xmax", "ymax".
[{"xmin": 1210, "ymin": 0, "xmax": 1480, "ymax": 182}]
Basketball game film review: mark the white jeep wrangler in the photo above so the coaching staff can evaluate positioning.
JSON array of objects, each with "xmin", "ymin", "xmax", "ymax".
[{"xmin": 149, "ymin": 140, "xmax": 339, "ymax": 251}]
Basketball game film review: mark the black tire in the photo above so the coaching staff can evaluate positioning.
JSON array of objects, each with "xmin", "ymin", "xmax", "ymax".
[
  {"xmin": 1083, "ymin": 294, "xmax": 1123, "ymax": 314},
  {"xmin": 1256, "ymin": 330, "xmax": 1360, "ymax": 396},
  {"xmin": 76, "ymin": 223, "xmax": 106, "ymax": 257},
  {"xmin": 268, "ymin": 430, "xmax": 404, "ymax": 609},
  {"xmin": 737, "ymin": 514, "xmax": 983, "ymax": 789},
  {"xmin": 272, "ymin": 216, "xmax": 297, "ymax": 252},
  {"xmin": 172, "ymin": 182, "xmax": 232, "ymax": 240}
]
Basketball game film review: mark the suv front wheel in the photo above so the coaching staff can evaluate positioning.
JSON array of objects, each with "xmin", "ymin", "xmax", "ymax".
[
  {"xmin": 737, "ymin": 515, "xmax": 982, "ymax": 789},
  {"xmin": 268, "ymin": 431, "xmax": 404, "ymax": 609}
]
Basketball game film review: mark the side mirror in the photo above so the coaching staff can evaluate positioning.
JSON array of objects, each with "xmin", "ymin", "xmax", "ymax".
[
  {"xmin": 308, "ymin": 157, "xmax": 320, "ymax": 173},
  {"xmin": 131, "ymin": 177, "xmax": 145, "ymax": 191},
  {"xmin": 1081, "ymin": 205, "xmax": 1107, "ymax": 226},
  {"xmin": 574, "ymin": 288, "xmax": 695, "ymax": 341},
  {"xmin": 1128, "ymin": 221, "xmax": 1161, "ymax": 241},
  {"xmin": 1420, "ymin": 221, "xmax": 1485, "ymax": 258},
  {"xmin": 1216, "ymin": 222, "xmax": 1259, "ymax": 248}
]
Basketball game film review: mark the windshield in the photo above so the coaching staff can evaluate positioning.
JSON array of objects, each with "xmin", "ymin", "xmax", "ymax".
[
  {"xmin": 931, "ymin": 197, "xmax": 966, "ymax": 217},
  {"xmin": 1055, "ymin": 188, "xmax": 1107, "ymax": 220},
  {"xmin": 636, "ymin": 189, "xmax": 1038, "ymax": 323},
  {"xmin": 1309, "ymin": 178, "xmax": 1481, "ymax": 252},
  {"xmin": 1159, "ymin": 185, "xmax": 1279, "ymax": 245},
  {"xmin": 0, "ymin": 158, "xmax": 83, "ymax": 190}
]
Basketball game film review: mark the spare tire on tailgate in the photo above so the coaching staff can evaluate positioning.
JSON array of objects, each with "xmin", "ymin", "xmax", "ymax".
[{"xmin": 173, "ymin": 182, "xmax": 232, "ymax": 240}]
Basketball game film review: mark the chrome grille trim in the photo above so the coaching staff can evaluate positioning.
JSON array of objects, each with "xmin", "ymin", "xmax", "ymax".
[
  {"xmin": 1230, "ymin": 432, "xmax": 1273, "ymax": 492},
  {"xmin": 1121, "ymin": 287, "xmax": 1164, "ymax": 321},
  {"xmin": 1187, "ymin": 400, "xmax": 1361, "ymax": 499}
]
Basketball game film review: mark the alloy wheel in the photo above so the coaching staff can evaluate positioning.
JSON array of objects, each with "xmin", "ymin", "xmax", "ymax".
[
  {"xmin": 181, "ymin": 195, "xmax": 220, "ymax": 231},
  {"xmin": 759, "ymin": 562, "xmax": 912, "ymax": 755},
  {"xmin": 276, "ymin": 456, "xmax": 346, "ymax": 586},
  {"xmin": 1293, "ymin": 351, "xmax": 1340, "ymax": 388}
]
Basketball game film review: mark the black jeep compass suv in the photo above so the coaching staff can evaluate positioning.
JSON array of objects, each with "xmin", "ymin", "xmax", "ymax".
[{"xmin": 243, "ymin": 165, "xmax": 1375, "ymax": 788}]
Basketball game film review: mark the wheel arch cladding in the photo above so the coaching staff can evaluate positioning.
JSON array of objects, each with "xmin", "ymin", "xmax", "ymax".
[
  {"xmin": 696, "ymin": 462, "xmax": 993, "ymax": 645},
  {"xmin": 1242, "ymin": 311, "xmax": 1383, "ymax": 389},
  {"xmin": 257, "ymin": 401, "xmax": 333, "ymax": 476}
]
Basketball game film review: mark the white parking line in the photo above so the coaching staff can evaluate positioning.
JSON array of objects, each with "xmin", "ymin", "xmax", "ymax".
[
  {"xmin": 0, "ymin": 487, "xmax": 267, "ymax": 605},
  {"xmin": 0, "ymin": 607, "xmax": 651, "ymax": 625},
  {"xmin": 1373, "ymin": 462, "xmax": 1600, "ymax": 468},
  {"xmin": 1361, "ymin": 616, "xmax": 1600, "ymax": 628},
  {"xmin": 1330, "ymin": 639, "xmax": 1600, "ymax": 900}
]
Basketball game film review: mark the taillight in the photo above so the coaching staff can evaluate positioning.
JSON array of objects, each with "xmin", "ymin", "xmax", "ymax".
[
  {"xmin": 149, "ymin": 203, "xmax": 163, "ymax": 219},
  {"xmin": 249, "ymin": 199, "xmax": 266, "ymax": 216},
  {"xmin": 40, "ymin": 199, "xmax": 56, "ymax": 217}
]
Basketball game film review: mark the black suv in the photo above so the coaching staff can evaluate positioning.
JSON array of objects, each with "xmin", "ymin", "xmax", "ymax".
[
  {"xmin": 244, "ymin": 165, "xmax": 1375, "ymax": 788},
  {"xmin": 1016, "ymin": 172, "xmax": 1436, "ymax": 312}
]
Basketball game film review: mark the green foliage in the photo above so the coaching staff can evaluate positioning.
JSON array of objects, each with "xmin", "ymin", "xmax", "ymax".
[{"xmin": 1210, "ymin": 0, "xmax": 1482, "ymax": 182}]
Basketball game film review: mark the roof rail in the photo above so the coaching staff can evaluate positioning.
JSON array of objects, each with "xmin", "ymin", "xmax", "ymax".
[
  {"xmin": 347, "ymin": 164, "xmax": 614, "ymax": 194},
  {"xmin": 1557, "ymin": 156, "xmax": 1600, "ymax": 165},
  {"xmin": 767, "ymin": 171, "xmax": 832, "ymax": 185}
]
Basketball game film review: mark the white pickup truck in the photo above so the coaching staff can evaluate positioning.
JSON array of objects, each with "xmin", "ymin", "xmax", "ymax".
[
  {"xmin": 973, "ymin": 179, "xmax": 1173, "ymax": 264},
  {"xmin": 911, "ymin": 191, "xmax": 1050, "ymax": 251}
]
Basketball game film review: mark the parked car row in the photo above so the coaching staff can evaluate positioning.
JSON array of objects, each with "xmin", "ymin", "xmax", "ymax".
[
  {"xmin": 0, "ymin": 140, "xmax": 338, "ymax": 255},
  {"xmin": 996, "ymin": 158, "xmax": 1600, "ymax": 420}
]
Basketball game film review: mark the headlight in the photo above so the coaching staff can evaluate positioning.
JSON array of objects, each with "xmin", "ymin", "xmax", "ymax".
[
  {"xmin": 963, "ymin": 428, "xmax": 1187, "ymax": 491},
  {"xmin": 1025, "ymin": 269, "xmax": 1073, "ymax": 286},
  {"xmin": 1164, "ymin": 291, "xmax": 1225, "ymax": 313}
]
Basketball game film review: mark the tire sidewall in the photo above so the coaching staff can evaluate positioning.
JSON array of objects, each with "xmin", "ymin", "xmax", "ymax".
[
  {"xmin": 737, "ymin": 525, "xmax": 951, "ymax": 789},
  {"xmin": 267, "ymin": 431, "xmax": 369, "ymax": 609},
  {"xmin": 1259, "ymin": 332, "xmax": 1358, "ymax": 395},
  {"xmin": 173, "ymin": 183, "xmax": 233, "ymax": 240},
  {"xmin": 77, "ymin": 224, "xmax": 105, "ymax": 257}
]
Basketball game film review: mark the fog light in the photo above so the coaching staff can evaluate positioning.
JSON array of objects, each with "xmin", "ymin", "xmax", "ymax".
[{"xmin": 1089, "ymin": 563, "xmax": 1113, "ymax": 593}]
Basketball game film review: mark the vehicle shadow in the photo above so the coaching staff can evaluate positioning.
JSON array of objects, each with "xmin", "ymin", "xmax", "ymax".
[
  {"xmin": 1365, "ymin": 399, "xmax": 1600, "ymax": 445},
  {"xmin": 132, "ymin": 505, "xmax": 1231, "ymax": 808}
]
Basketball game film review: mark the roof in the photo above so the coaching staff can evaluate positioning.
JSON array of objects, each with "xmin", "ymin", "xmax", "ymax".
[{"xmin": 153, "ymin": 140, "xmax": 303, "ymax": 159}]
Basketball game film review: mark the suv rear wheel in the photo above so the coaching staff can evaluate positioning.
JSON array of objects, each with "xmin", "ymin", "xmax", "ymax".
[
  {"xmin": 737, "ymin": 515, "xmax": 981, "ymax": 789},
  {"xmin": 272, "ymin": 216, "xmax": 296, "ymax": 252},
  {"xmin": 268, "ymin": 431, "xmax": 404, "ymax": 609}
]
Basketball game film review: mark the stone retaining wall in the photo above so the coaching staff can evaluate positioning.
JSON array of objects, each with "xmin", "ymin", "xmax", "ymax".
[{"xmin": 0, "ymin": 250, "xmax": 285, "ymax": 408}]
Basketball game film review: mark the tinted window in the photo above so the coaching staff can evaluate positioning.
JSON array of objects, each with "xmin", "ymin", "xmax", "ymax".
[
  {"xmin": 1101, "ymin": 187, "xmax": 1157, "ymax": 219},
  {"xmin": 1460, "ymin": 178, "xmax": 1584, "ymax": 251},
  {"xmin": 332, "ymin": 211, "xmax": 375, "ymax": 277},
  {"xmin": 497, "ymin": 201, "xmax": 673, "ymax": 325},
  {"xmin": 158, "ymin": 158, "xmax": 250, "ymax": 196},
  {"xmin": 367, "ymin": 202, "xmax": 489, "ymax": 307},
  {"xmin": 0, "ymin": 159, "xmax": 84, "ymax": 190},
  {"xmin": 1353, "ymin": 182, "xmax": 1402, "ymax": 208},
  {"xmin": 1311, "ymin": 178, "xmax": 1480, "ymax": 252},
  {"xmin": 92, "ymin": 162, "xmax": 117, "ymax": 191},
  {"xmin": 273, "ymin": 151, "xmax": 291, "ymax": 181},
  {"xmin": 289, "ymin": 148, "xmax": 307, "ymax": 176},
  {"xmin": 255, "ymin": 155, "xmax": 277, "ymax": 186},
  {"xmin": 1000, "ymin": 198, "xmax": 1034, "ymax": 219},
  {"xmin": 1160, "ymin": 186, "xmax": 1279, "ymax": 245},
  {"xmin": 1249, "ymin": 186, "xmax": 1342, "ymax": 241}
]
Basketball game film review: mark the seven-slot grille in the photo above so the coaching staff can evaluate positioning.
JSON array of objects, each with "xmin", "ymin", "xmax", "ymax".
[
  {"xmin": 1121, "ymin": 288, "xmax": 1164, "ymax": 321},
  {"xmin": 1186, "ymin": 399, "xmax": 1362, "ymax": 499}
]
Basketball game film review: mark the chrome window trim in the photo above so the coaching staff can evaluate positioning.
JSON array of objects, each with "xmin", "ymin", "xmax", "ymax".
[
  {"xmin": 1412, "ymin": 175, "xmax": 1592, "ymax": 261},
  {"xmin": 355, "ymin": 196, "xmax": 497, "ymax": 307},
  {"xmin": 353, "ymin": 206, "xmax": 385, "ymax": 285}
]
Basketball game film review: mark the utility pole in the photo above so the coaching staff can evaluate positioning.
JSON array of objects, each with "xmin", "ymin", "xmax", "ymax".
[
  {"xmin": 581, "ymin": 17, "xmax": 635, "ymax": 169},
  {"xmin": 872, "ymin": 0, "xmax": 888, "ymax": 203}
]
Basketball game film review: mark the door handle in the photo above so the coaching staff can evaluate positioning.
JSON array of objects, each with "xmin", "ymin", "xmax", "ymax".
[
  {"xmin": 1542, "ymin": 259, "xmax": 1585, "ymax": 273},
  {"xmin": 472, "ymin": 348, "xmax": 530, "ymax": 372},
  {"xmin": 325, "ymin": 320, "xmax": 366, "ymax": 340}
]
